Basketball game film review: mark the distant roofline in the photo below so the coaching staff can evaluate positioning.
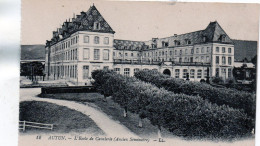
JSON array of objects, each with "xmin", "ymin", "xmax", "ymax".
[
  {"xmin": 114, "ymin": 39, "xmax": 146, "ymax": 43},
  {"xmin": 232, "ymin": 39, "xmax": 258, "ymax": 42},
  {"xmin": 21, "ymin": 44, "xmax": 45, "ymax": 46}
]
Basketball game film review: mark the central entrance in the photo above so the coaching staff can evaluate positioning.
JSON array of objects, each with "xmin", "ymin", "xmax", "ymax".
[{"xmin": 163, "ymin": 69, "xmax": 171, "ymax": 76}]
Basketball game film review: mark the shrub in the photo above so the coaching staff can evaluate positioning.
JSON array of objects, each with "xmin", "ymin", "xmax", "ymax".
[
  {"xmin": 92, "ymin": 70, "xmax": 253, "ymax": 139},
  {"xmin": 212, "ymin": 77, "xmax": 224, "ymax": 84},
  {"xmin": 134, "ymin": 70, "xmax": 256, "ymax": 120}
]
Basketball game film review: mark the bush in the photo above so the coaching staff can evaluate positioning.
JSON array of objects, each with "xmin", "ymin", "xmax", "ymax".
[
  {"xmin": 92, "ymin": 70, "xmax": 253, "ymax": 139},
  {"xmin": 134, "ymin": 70, "xmax": 256, "ymax": 120},
  {"xmin": 212, "ymin": 77, "xmax": 224, "ymax": 84}
]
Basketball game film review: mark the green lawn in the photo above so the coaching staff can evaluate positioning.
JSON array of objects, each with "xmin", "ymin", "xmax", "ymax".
[
  {"xmin": 39, "ymin": 93, "xmax": 176, "ymax": 139},
  {"xmin": 19, "ymin": 101, "xmax": 104, "ymax": 135}
]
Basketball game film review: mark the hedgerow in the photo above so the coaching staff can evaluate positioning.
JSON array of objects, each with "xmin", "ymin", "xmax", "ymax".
[
  {"xmin": 134, "ymin": 70, "xmax": 256, "ymax": 120},
  {"xmin": 92, "ymin": 70, "xmax": 253, "ymax": 139}
]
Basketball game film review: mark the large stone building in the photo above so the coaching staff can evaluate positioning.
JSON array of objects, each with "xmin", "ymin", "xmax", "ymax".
[{"xmin": 45, "ymin": 5, "xmax": 236, "ymax": 85}]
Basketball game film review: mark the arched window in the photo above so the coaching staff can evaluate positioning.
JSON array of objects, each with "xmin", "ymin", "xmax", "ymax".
[{"xmin": 134, "ymin": 68, "xmax": 140, "ymax": 74}]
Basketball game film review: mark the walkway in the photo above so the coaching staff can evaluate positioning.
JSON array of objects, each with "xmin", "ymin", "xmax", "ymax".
[{"xmin": 20, "ymin": 88, "xmax": 139, "ymax": 138}]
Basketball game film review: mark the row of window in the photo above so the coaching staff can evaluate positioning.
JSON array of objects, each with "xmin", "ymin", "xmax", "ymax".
[
  {"xmin": 216, "ymin": 56, "xmax": 232, "ymax": 65},
  {"xmin": 216, "ymin": 47, "xmax": 232, "ymax": 53},
  {"xmin": 174, "ymin": 69, "xmax": 208, "ymax": 79},
  {"xmin": 51, "ymin": 36, "xmax": 78, "ymax": 53},
  {"xmin": 142, "ymin": 47, "xmax": 211, "ymax": 58},
  {"xmin": 83, "ymin": 36, "xmax": 109, "ymax": 45},
  {"xmin": 50, "ymin": 65, "xmax": 78, "ymax": 79},
  {"xmin": 50, "ymin": 49, "xmax": 78, "ymax": 62},
  {"xmin": 114, "ymin": 68, "xmax": 158, "ymax": 76},
  {"xmin": 83, "ymin": 48, "xmax": 110, "ymax": 60},
  {"xmin": 114, "ymin": 52, "xmax": 136, "ymax": 57},
  {"xmin": 215, "ymin": 68, "xmax": 232, "ymax": 78}
]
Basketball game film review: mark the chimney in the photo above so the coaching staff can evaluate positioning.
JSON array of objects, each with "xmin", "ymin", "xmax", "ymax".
[{"xmin": 174, "ymin": 34, "xmax": 177, "ymax": 37}]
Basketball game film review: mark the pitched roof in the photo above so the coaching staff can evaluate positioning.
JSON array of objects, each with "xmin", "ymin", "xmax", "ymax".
[
  {"xmin": 232, "ymin": 40, "xmax": 257, "ymax": 62},
  {"xmin": 113, "ymin": 39, "xmax": 148, "ymax": 51},
  {"xmin": 47, "ymin": 5, "xmax": 114, "ymax": 45},
  {"xmin": 153, "ymin": 21, "xmax": 233, "ymax": 49}
]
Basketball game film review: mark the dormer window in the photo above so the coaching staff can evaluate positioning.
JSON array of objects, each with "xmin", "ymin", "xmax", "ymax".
[
  {"xmin": 185, "ymin": 39, "xmax": 191, "ymax": 45},
  {"xmin": 94, "ymin": 22, "xmax": 101, "ymax": 30},
  {"xmin": 203, "ymin": 36, "xmax": 207, "ymax": 42},
  {"xmin": 174, "ymin": 40, "xmax": 180, "ymax": 46},
  {"xmin": 162, "ymin": 41, "xmax": 169, "ymax": 47},
  {"xmin": 219, "ymin": 35, "xmax": 226, "ymax": 42}
]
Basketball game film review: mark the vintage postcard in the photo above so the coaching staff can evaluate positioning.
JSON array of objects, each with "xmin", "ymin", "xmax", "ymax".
[{"xmin": 19, "ymin": 0, "xmax": 258, "ymax": 146}]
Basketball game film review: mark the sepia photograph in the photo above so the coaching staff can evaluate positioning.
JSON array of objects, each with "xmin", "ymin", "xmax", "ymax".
[{"xmin": 18, "ymin": 0, "xmax": 258, "ymax": 145}]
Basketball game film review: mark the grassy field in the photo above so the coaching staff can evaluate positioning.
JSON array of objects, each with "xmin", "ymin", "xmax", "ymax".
[
  {"xmin": 19, "ymin": 101, "xmax": 104, "ymax": 135},
  {"xmin": 39, "ymin": 93, "xmax": 177, "ymax": 139}
]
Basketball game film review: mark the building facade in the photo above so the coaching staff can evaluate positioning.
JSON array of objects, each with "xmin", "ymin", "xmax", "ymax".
[{"xmin": 45, "ymin": 5, "xmax": 235, "ymax": 85}]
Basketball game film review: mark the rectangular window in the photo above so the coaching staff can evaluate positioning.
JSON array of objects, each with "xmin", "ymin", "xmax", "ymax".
[
  {"xmin": 83, "ymin": 48, "xmax": 90, "ymax": 60},
  {"xmin": 206, "ymin": 56, "xmax": 210, "ymax": 62},
  {"xmin": 216, "ymin": 56, "xmax": 219, "ymax": 64},
  {"xmin": 103, "ymin": 49, "xmax": 109, "ymax": 60},
  {"xmin": 197, "ymin": 69, "xmax": 202, "ymax": 78},
  {"xmin": 94, "ymin": 36, "xmax": 100, "ymax": 44},
  {"xmin": 179, "ymin": 58, "xmax": 182, "ymax": 63},
  {"xmin": 228, "ymin": 48, "xmax": 232, "ymax": 53},
  {"xmin": 75, "ymin": 49, "xmax": 77, "ymax": 60},
  {"xmin": 103, "ymin": 66, "xmax": 109, "ymax": 70},
  {"xmin": 201, "ymin": 56, "xmax": 204, "ymax": 62},
  {"xmin": 114, "ymin": 68, "xmax": 120, "ymax": 74},
  {"xmin": 222, "ymin": 47, "xmax": 225, "ymax": 53},
  {"xmin": 191, "ymin": 48, "xmax": 194, "ymax": 54},
  {"xmin": 104, "ymin": 37, "xmax": 109, "ymax": 44},
  {"xmin": 222, "ymin": 56, "xmax": 226, "ymax": 65},
  {"xmin": 131, "ymin": 53, "xmax": 134, "ymax": 57},
  {"xmin": 196, "ymin": 48, "xmax": 199, "ymax": 53},
  {"xmin": 190, "ymin": 69, "xmax": 195, "ymax": 78},
  {"xmin": 175, "ymin": 69, "xmax": 180, "ymax": 78},
  {"xmin": 83, "ymin": 66, "xmax": 89, "ymax": 79},
  {"xmin": 125, "ymin": 53, "xmax": 128, "ymax": 57},
  {"xmin": 201, "ymin": 47, "xmax": 204, "ymax": 53},
  {"xmin": 84, "ymin": 36, "xmax": 89, "ymax": 43},
  {"xmin": 183, "ymin": 69, "xmax": 187, "ymax": 78},
  {"xmin": 124, "ymin": 68, "xmax": 130, "ymax": 76},
  {"xmin": 207, "ymin": 47, "xmax": 210, "ymax": 52},
  {"xmin": 228, "ymin": 68, "xmax": 232, "ymax": 78},
  {"xmin": 94, "ymin": 49, "xmax": 100, "ymax": 60},
  {"xmin": 216, "ymin": 47, "xmax": 219, "ymax": 53},
  {"xmin": 204, "ymin": 69, "xmax": 208, "ymax": 78},
  {"xmin": 190, "ymin": 57, "xmax": 193, "ymax": 63},
  {"xmin": 228, "ymin": 57, "xmax": 232, "ymax": 65},
  {"xmin": 216, "ymin": 68, "xmax": 219, "ymax": 77}
]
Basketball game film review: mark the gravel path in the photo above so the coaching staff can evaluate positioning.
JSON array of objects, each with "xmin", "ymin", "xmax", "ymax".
[{"xmin": 20, "ymin": 88, "xmax": 139, "ymax": 138}]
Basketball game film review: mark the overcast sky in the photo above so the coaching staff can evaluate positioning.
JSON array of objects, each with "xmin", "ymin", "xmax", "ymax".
[{"xmin": 21, "ymin": 0, "xmax": 259, "ymax": 45}]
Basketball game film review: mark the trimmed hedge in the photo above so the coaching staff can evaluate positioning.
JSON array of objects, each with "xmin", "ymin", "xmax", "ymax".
[
  {"xmin": 134, "ymin": 70, "xmax": 256, "ymax": 119},
  {"xmin": 92, "ymin": 70, "xmax": 253, "ymax": 138}
]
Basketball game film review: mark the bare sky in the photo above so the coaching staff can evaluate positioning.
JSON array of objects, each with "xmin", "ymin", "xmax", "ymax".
[{"xmin": 21, "ymin": 0, "xmax": 259, "ymax": 44}]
